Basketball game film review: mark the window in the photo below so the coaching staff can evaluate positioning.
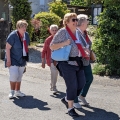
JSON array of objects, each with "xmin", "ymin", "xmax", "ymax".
[{"xmin": 40, "ymin": 0, "xmax": 45, "ymax": 5}]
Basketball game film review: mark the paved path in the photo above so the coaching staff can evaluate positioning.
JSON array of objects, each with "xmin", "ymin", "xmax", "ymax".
[{"xmin": 0, "ymin": 46, "xmax": 120, "ymax": 120}]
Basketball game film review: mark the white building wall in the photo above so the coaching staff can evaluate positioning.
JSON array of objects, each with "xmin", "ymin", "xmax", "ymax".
[{"xmin": 28, "ymin": 0, "xmax": 53, "ymax": 16}]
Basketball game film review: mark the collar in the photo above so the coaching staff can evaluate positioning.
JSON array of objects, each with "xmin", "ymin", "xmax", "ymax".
[
  {"xmin": 17, "ymin": 31, "xmax": 23, "ymax": 39},
  {"xmin": 77, "ymin": 28, "xmax": 84, "ymax": 35}
]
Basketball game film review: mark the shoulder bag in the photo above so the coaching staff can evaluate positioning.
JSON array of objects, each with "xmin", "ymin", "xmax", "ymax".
[
  {"xmin": 51, "ymin": 31, "xmax": 71, "ymax": 61},
  {"xmin": 51, "ymin": 45, "xmax": 71, "ymax": 61}
]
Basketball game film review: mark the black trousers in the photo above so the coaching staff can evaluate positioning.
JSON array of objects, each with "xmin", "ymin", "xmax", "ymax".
[{"xmin": 58, "ymin": 62, "xmax": 86, "ymax": 100}]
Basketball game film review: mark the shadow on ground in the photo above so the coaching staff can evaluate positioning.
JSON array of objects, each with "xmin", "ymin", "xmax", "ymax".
[
  {"xmin": 13, "ymin": 95, "xmax": 50, "ymax": 111},
  {"xmin": 50, "ymin": 92, "xmax": 119, "ymax": 120},
  {"xmin": 73, "ymin": 105, "xmax": 120, "ymax": 120},
  {"xmin": 50, "ymin": 91, "xmax": 66, "ymax": 99}
]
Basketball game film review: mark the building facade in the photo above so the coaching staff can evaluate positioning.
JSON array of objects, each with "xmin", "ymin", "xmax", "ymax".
[
  {"xmin": 29, "ymin": 0, "xmax": 71, "ymax": 16},
  {"xmin": 28, "ymin": 0, "xmax": 53, "ymax": 16}
]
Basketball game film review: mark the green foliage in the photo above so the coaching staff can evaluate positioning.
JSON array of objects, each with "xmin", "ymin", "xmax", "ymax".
[
  {"xmin": 34, "ymin": 12, "xmax": 61, "ymax": 42},
  {"xmin": 92, "ymin": 63, "xmax": 106, "ymax": 76},
  {"xmin": 92, "ymin": 0, "xmax": 120, "ymax": 76},
  {"xmin": 8, "ymin": 0, "xmax": 32, "ymax": 37},
  {"xmin": 70, "ymin": 0, "xmax": 103, "ymax": 6},
  {"xmin": 70, "ymin": 0, "xmax": 87, "ymax": 6},
  {"xmin": 87, "ymin": 25, "xmax": 97, "ymax": 37},
  {"xmin": 49, "ymin": 1, "xmax": 70, "ymax": 19}
]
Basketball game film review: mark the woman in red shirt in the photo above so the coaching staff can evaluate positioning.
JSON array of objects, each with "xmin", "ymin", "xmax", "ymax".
[{"xmin": 41, "ymin": 24, "xmax": 58, "ymax": 93}]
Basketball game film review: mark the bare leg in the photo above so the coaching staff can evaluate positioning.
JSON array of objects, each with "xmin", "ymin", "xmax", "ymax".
[
  {"xmin": 15, "ymin": 82, "xmax": 21, "ymax": 91},
  {"xmin": 10, "ymin": 81, "xmax": 16, "ymax": 90},
  {"xmin": 68, "ymin": 100, "xmax": 73, "ymax": 108}
]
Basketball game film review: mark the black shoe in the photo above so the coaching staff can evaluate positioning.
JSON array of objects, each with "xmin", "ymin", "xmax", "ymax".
[
  {"xmin": 61, "ymin": 97, "xmax": 68, "ymax": 108},
  {"xmin": 68, "ymin": 108, "xmax": 79, "ymax": 117}
]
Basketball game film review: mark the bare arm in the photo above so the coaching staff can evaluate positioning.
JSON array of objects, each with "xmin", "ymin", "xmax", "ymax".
[
  {"xmin": 41, "ymin": 39, "xmax": 48, "ymax": 68},
  {"xmin": 41, "ymin": 58, "xmax": 45, "ymax": 68},
  {"xmin": 50, "ymin": 39, "xmax": 71, "ymax": 51},
  {"xmin": 6, "ymin": 42, "xmax": 12, "ymax": 67}
]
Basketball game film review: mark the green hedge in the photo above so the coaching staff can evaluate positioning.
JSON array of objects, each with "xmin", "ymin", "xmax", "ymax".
[
  {"xmin": 92, "ymin": 2, "xmax": 120, "ymax": 76},
  {"xmin": 34, "ymin": 12, "xmax": 61, "ymax": 42}
]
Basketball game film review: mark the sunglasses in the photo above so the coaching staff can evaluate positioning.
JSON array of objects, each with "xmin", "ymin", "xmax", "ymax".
[{"xmin": 72, "ymin": 18, "xmax": 78, "ymax": 22}]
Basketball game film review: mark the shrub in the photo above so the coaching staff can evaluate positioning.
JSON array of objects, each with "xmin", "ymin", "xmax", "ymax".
[
  {"xmin": 87, "ymin": 25, "xmax": 97, "ymax": 38},
  {"xmin": 49, "ymin": 1, "xmax": 70, "ymax": 19},
  {"xmin": 92, "ymin": 0, "xmax": 120, "ymax": 76},
  {"xmin": 70, "ymin": 0, "xmax": 103, "ymax": 6},
  {"xmin": 34, "ymin": 12, "xmax": 61, "ymax": 42},
  {"xmin": 92, "ymin": 63, "xmax": 106, "ymax": 76}
]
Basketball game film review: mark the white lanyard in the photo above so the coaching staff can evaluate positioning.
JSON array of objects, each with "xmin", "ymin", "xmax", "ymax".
[
  {"xmin": 77, "ymin": 28, "xmax": 89, "ymax": 48},
  {"xmin": 75, "ymin": 30, "xmax": 83, "ymax": 44}
]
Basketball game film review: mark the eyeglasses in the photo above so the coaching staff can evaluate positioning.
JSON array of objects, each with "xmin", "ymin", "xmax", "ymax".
[
  {"xmin": 72, "ymin": 18, "xmax": 78, "ymax": 22},
  {"xmin": 87, "ymin": 18, "xmax": 91, "ymax": 21}
]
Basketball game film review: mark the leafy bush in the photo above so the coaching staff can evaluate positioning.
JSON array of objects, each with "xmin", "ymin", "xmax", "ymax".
[
  {"xmin": 9, "ymin": 0, "xmax": 32, "ymax": 37},
  {"xmin": 49, "ymin": 1, "xmax": 70, "ymax": 19},
  {"xmin": 70, "ymin": 0, "xmax": 103, "ymax": 6},
  {"xmin": 92, "ymin": 63, "xmax": 106, "ymax": 76},
  {"xmin": 34, "ymin": 12, "xmax": 61, "ymax": 42},
  {"xmin": 87, "ymin": 25, "xmax": 97, "ymax": 38},
  {"xmin": 92, "ymin": 0, "xmax": 120, "ymax": 76}
]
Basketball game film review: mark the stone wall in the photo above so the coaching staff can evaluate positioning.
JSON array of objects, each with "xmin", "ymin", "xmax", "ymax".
[{"xmin": 0, "ymin": 21, "xmax": 10, "ymax": 59}]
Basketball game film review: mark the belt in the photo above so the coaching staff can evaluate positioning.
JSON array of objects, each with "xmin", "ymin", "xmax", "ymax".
[{"xmin": 69, "ymin": 56, "xmax": 83, "ymax": 67}]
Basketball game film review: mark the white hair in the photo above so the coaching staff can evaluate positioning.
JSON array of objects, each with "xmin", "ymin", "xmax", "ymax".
[
  {"xmin": 77, "ymin": 14, "xmax": 88, "ymax": 26},
  {"xmin": 0, "ymin": 18, "xmax": 4, "ymax": 21},
  {"xmin": 49, "ymin": 24, "xmax": 58, "ymax": 30}
]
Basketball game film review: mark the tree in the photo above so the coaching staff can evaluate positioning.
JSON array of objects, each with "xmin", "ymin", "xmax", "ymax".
[
  {"xmin": 92, "ymin": 0, "xmax": 120, "ymax": 76},
  {"xmin": 8, "ymin": 0, "xmax": 32, "ymax": 36},
  {"xmin": 70, "ymin": 0, "xmax": 103, "ymax": 6},
  {"xmin": 49, "ymin": 1, "xmax": 70, "ymax": 19}
]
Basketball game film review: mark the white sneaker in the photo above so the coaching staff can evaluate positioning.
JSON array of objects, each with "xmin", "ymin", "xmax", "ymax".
[
  {"xmin": 8, "ymin": 91, "xmax": 14, "ymax": 99},
  {"xmin": 50, "ymin": 86, "xmax": 58, "ymax": 93},
  {"xmin": 73, "ymin": 102, "xmax": 82, "ymax": 108},
  {"xmin": 15, "ymin": 91, "xmax": 26, "ymax": 97},
  {"xmin": 79, "ymin": 96, "xmax": 89, "ymax": 105},
  {"xmin": 78, "ymin": 97, "xmax": 82, "ymax": 102}
]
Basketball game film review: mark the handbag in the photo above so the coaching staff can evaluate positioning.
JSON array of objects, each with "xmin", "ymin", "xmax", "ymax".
[
  {"xmin": 51, "ymin": 45, "xmax": 71, "ymax": 61},
  {"xmin": 90, "ymin": 50, "xmax": 96, "ymax": 62}
]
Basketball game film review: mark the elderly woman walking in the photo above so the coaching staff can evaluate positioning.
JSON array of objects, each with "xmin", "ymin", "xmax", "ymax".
[
  {"xmin": 74, "ymin": 14, "xmax": 93, "ymax": 107},
  {"xmin": 50, "ymin": 13, "xmax": 90, "ymax": 117},
  {"xmin": 41, "ymin": 24, "xmax": 59, "ymax": 93},
  {"xmin": 5, "ymin": 19, "xmax": 30, "ymax": 99}
]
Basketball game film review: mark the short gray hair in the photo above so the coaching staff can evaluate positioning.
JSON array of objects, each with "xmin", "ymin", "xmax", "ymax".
[
  {"xmin": 49, "ymin": 24, "xmax": 58, "ymax": 30},
  {"xmin": 77, "ymin": 14, "xmax": 88, "ymax": 26}
]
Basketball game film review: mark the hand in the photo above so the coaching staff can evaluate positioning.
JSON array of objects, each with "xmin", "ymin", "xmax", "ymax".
[
  {"xmin": 41, "ymin": 63, "xmax": 45, "ymax": 68},
  {"xmin": 6, "ymin": 61, "xmax": 11, "ymax": 67},
  {"xmin": 64, "ymin": 39, "xmax": 71, "ymax": 46}
]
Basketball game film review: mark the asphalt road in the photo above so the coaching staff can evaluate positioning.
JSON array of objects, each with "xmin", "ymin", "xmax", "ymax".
[{"xmin": 0, "ymin": 58, "xmax": 120, "ymax": 120}]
